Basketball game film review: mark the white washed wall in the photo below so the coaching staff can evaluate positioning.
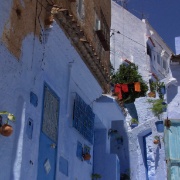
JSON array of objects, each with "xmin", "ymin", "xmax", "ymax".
[{"xmin": 111, "ymin": 2, "xmax": 172, "ymax": 180}]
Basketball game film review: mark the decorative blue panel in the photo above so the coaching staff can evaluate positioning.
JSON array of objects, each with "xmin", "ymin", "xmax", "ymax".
[
  {"xmin": 30, "ymin": 91, "xmax": 38, "ymax": 107},
  {"xmin": 59, "ymin": 156, "xmax": 68, "ymax": 176},
  {"xmin": 76, "ymin": 141, "xmax": 83, "ymax": 160},
  {"xmin": 26, "ymin": 118, "xmax": 33, "ymax": 139},
  {"xmin": 73, "ymin": 94, "xmax": 95, "ymax": 144},
  {"xmin": 42, "ymin": 86, "xmax": 59, "ymax": 143}
]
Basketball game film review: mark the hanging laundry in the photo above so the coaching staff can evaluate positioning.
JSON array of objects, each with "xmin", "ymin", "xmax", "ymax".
[
  {"xmin": 114, "ymin": 84, "xmax": 122, "ymax": 100},
  {"xmin": 118, "ymin": 90, "xmax": 122, "ymax": 100},
  {"xmin": 134, "ymin": 82, "xmax": 141, "ymax": 92},
  {"xmin": 115, "ymin": 84, "xmax": 121, "ymax": 94},
  {"xmin": 121, "ymin": 84, "xmax": 129, "ymax": 92}
]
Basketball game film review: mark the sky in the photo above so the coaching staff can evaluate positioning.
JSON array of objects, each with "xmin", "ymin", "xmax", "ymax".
[{"xmin": 113, "ymin": 0, "xmax": 180, "ymax": 54}]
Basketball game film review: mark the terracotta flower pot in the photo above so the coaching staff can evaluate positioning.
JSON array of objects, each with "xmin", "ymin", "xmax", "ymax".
[
  {"xmin": 83, "ymin": 153, "xmax": 91, "ymax": 161},
  {"xmin": 148, "ymin": 92, "xmax": 156, "ymax": 98},
  {"xmin": 153, "ymin": 139, "xmax": 159, "ymax": 144},
  {"xmin": 0, "ymin": 124, "xmax": 13, "ymax": 136}
]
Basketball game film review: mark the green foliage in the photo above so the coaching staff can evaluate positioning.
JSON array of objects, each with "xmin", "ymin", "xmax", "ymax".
[
  {"xmin": 111, "ymin": 63, "xmax": 148, "ymax": 103},
  {"xmin": 149, "ymin": 81, "xmax": 165, "ymax": 99},
  {"xmin": 0, "ymin": 111, "xmax": 15, "ymax": 124},
  {"xmin": 154, "ymin": 136, "xmax": 160, "ymax": 140},
  {"xmin": 148, "ymin": 99, "xmax": 167, "ymax": 118},
  {"xmin": 91, "ymin": 173, "xmax": 102, "ymax": 179},
  {"xmin": 130, "ymin": 118, "xmax": 139, "ymax": 124}
]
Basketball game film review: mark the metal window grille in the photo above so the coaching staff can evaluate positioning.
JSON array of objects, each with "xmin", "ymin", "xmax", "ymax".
[{"xmin": 73, "ymin": 94, "xmax": 95, "ymax": 144}]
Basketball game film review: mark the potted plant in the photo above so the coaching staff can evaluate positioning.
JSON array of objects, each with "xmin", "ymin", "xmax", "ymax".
[
  {"xmin": 83, "ymin": 152, "xmax": 91, "ymax": 161},
  {"xmin": 148, "ymin": 80, "xmax": 156, "ymax": 98},
  {"xmin": 130, "ymin": 118, "xmax": 139, "ymax": 129},
  {"xmin": 148, "ymin": 99, "xmax": 167, "ymax": 119},
  {"xmin": 111, "ymin": 63, "xmax": 148, "ymax": 103},
  {"xmin": 91, "ymin": 173, "xmax": 102, "ymax": 180},
  {"xmin": 0, "ymin": 111, "xmax": 15, "ymax": 137},
  {"xmin": 153, "ymin": 136, "xmax": 160, "ymax": 144},
  {"xmin": 148, "ymin": 91, "xmax": 156, "ymax": 98}
]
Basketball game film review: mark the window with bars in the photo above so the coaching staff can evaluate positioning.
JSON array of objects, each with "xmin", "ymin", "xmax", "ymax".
[
  {"xmin": 73, "ymin": 94, "xmax": 95, "ymax": 144},
  {"xmin": 95, "ymin": 9, "xmax": 110, "ymax": 51}
]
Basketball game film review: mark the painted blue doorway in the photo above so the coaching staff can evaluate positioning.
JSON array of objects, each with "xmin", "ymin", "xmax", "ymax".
[{"xmin": 37, "ymin": 85, "xmax": 60, "ymax": 180}]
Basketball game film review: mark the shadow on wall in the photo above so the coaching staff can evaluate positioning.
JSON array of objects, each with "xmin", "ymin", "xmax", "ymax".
[
  {"xmin": 10, "ymin": 96, "xmax": 25, "ymax": 179},
  {"xmin": 110, "ymin": 120, "xmax": 130, "ymax": 179},
  {"xmin": 138, "ymin": 129, "xmax": 152, "ymax": 180},
  {"xmin": 170, "ymin": 64, "xmax": 180, "ymax": 86},
  {"xmin": 167, "ymin": 84, "xmax": 178, "ymax": 104}
]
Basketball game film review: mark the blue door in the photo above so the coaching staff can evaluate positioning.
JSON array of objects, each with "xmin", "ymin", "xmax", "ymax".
[
  {"xmin": 165, "ymin": 119, "xmax": 180, "ymax": 180},
  {"xmin": 37, "ymin": 85, "xmax": 60, "ymax": 180}
]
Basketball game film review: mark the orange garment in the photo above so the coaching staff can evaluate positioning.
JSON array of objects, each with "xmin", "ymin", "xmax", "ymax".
[
  {"xmin": 114, "ymin": 84, "xmax": 122, "ymax": 100},
  {"xmin": 134, "ymin": 82, "xmax": 141, "ymax": 92},
  {"xmin": 115, "ymin": 84, "xmax": 121, "ymax": 94},
  {"xmin": 121, "ymin": 84, "xmax": 128, "ymax": 92}
]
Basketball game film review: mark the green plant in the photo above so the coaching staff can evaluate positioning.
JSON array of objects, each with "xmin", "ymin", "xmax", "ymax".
[
  {"xmin": 148, "ymin": 99, "xmax": 167, "ymax": 118},
  {"xmin": 91, "ymin": 173, "xmax": 102, "ymax": 180},
  {"xmin": 130, "ymin": 118, "xmax": 139, "ymax": 124},
  {"xmin": 0, "ymin": 111, "xmax": 15, "ymax": 124},
  {"xmin": 0, "ymin": 111, "xmax": 15, "ymax": 137},
  {"xmin": 156, "ymin": 82, "xmax": 165, "ymax": 99},
  {"xmin": 149, "ymin": 81, "xmax": 165, "ymax": 99},
  {"xmin": 153, "ymin": 136, "xmax": 160, "ymax": 144},
  {"xmin": 111, "ymin": 63, "xmax": 148, "ymax": 103}
]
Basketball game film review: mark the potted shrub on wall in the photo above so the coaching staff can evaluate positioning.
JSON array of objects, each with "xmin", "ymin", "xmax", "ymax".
[
  {"xmin": 0, "ymin": 111, "xmax": 15, "ymax": 137},
  {"xmin": 82, "ymin": 145, "xmax": 91, "ymax": 161},
  {"xmin": 148, "ymin": 80, "xmax": 156, "ymax": 98},
  {"xmin": 153, "ymin": 136, "xmax": 160, "ymax": 144},
  {"xmin": 83, "ymin": 152, "xmax": 91, "ymax": 161},
  {"xmin": 148, "ymin": 99, "xmax": 167, "ymax": 119},
  {"xmin": 111, "ymin": 62, "xmax": 148, "ymax": 120}
]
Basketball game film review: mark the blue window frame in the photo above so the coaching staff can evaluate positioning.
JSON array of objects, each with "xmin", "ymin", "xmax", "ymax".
[{"xmin": 73, "ymin": 94, "xmax": 95, "ymax": 144}]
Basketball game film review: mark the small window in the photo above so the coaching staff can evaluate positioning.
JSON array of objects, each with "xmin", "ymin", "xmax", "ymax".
[{"xmin": 94, "ymin": 12, "xmax": 101, "ymax": 31}]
